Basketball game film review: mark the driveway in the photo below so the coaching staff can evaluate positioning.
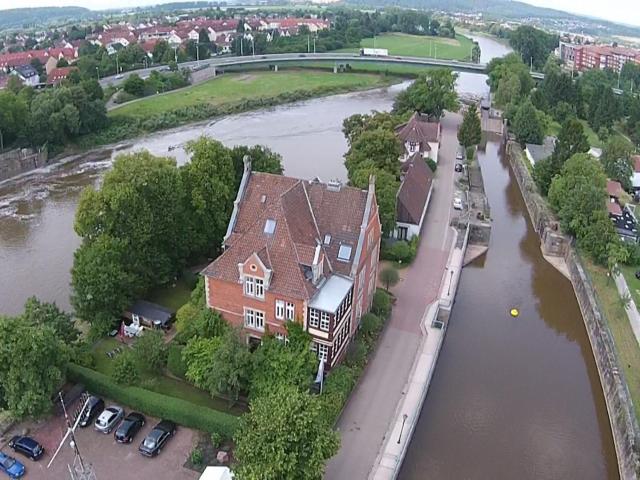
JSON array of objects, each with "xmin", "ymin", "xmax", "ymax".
[
  {"xmin": 324, "ymin": 111, "xmax": 462, "ymax": 480},
  {"xmin": 2, "ymin": 407, "xmax": 199, "ymax": 480}
]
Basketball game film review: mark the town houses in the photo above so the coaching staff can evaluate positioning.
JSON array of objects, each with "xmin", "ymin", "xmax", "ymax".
[
  {"xmin": 202, "ymin": 158, "xmax": 381, "ymax": 368},
  {"xmin": 558, "ymin": 42, "xmax": 640, "ymax": 74}
]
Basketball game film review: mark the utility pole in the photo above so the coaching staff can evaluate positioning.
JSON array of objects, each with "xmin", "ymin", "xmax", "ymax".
[
  {"xmin": 313, "ymin": 36, "xmax": 316, "ymax": 54},
  {"xmin": 251, "ymin": 37, "xmax": 255, "ymax": 56},
  {"xmin": 115, "ymin": 55, "xmax": 119, "ymax": 74},
  {"xmin": 196, "ymin": 42, "xmax": 200, "ymax": 65},
  {"xmin": 307, "ymin": 35, "xmax": 310, "ymax": 53},
  {"xmin": 48, "ymin": 393, "xmax": 96, "ymax": 480}
]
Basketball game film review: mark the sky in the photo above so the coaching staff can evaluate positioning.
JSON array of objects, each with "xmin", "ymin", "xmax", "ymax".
[{"xmin": 0, "ymin": 0, "xmax": 638, "ymax": 29}]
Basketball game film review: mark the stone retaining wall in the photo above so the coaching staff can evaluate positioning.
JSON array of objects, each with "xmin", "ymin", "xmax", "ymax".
[
  {"xmin": 0, "ymin": 147, "xmax": 48, "ymax": 182},
  {"xmin": 506, "ymin": 140, "xmax": 640, "ymax": 480}
]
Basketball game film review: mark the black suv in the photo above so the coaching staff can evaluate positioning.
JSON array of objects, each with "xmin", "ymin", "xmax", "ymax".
[
  {"xmin": 78, "ymin": 396, "xmax": 105, "ymax": 428},
  {"xmin": 139, "ymin": 420, "xmax": 176, "ymax": 457},
  {"xmin": 8, "ymin": 436, "xmax": 44, "ymax": 461},
  {"xmin": 115, "ymin": 412, "xmax": 145, "ymax": 444}
]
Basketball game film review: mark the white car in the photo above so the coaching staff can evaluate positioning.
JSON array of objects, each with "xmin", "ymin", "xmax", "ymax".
[
  {"xmin": 115, "ymin": 74, "xmax": 124, "ymax": 79},
  {"xmin": 453, "ymin": 197, "xmax": 464, "ymax": 210}
]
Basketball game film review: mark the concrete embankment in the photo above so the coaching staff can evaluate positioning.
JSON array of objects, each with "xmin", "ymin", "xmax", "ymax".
[{"xmin": 506, "ymin": 140, "xmax": 640, "ymax": 480}]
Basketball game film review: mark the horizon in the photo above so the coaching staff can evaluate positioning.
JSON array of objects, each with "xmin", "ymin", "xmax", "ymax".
[{"xmin": 0, "ymin": 0, "xmax": 638, "ymax": 29}]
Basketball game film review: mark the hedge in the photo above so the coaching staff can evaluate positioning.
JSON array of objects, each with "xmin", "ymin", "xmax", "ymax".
[
  {"xmin": 67, "ymin": 363, "xmax": 238, "ymax": 438},
  {"xmin": 167, "ymin": 344, "xmax": 187, "ymax": 379}
]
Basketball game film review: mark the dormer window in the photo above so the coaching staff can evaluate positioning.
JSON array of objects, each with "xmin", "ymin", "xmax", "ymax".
[
  {"xmin": 337, "ymin": 244, "xmax": 352, "ymax": 262},
  {"xmin": 244, "ymin": 276, "xmax": 265, "ymax": 299}
]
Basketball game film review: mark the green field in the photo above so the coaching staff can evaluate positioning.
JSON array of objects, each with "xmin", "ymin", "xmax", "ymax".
[
  {"xmin": 337, "ymin": 32, "xmax": 475, "ymax": 61},
  {"xmin": 110, "ymin": 70, "xmax": 392, "ymax": 119}
]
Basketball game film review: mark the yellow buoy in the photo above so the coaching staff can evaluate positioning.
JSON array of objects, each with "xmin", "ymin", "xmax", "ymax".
[{"xmin": 510, "ymin": 308, "xmax": 519, "ymax": 317}]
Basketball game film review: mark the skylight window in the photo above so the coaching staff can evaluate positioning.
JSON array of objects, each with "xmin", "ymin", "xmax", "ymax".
[
  {"xmin": 337, "ymin": 244, "xmax": 352, "ymax": 262},
  {"xmin": 323, "ymin": 234, "xmax": 331, "ymax": 245},
  {"xmin": 264, "ymin": 219, "xmax": 276, "ymax": 234}
]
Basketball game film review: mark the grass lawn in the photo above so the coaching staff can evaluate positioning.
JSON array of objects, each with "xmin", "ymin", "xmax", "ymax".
[
  {"xmin": 336, "ymin": 32, "xmax": 475, "ymax": 61},
  {"xmin": 109, "ymin": 70, "xmax": 391, "ymax": 119},
  {"xmin": 583, "ymin": 258, "xmax": 640, "ymax": 422},
  {"xmin": 147, "ymin": 275, "xmax": 196, "ymax": 312},
  {"xmin": 621, "ymin": 265, "xmax": 640, "ymax": 307},
  {"xmin": 547, "ymin": 119, "xmax": 604, "ymax": 148},
  {"xmin": 92, "ymin": 338, "xmax": 245, "ymax": 415}
]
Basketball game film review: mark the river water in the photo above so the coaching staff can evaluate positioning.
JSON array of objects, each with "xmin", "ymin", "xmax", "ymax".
[{"xmin": 0, "ymin": 35, "xmax": 618, "ymax": 478}]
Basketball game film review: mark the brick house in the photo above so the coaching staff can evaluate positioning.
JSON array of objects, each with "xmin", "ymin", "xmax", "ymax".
[
  {"xmin": 202, "ymin": 159, "xmax": 381, "ymax": 367},
  {"xmin": 395, "ymin": 112, "xmax": 441, "ymax": 163}
]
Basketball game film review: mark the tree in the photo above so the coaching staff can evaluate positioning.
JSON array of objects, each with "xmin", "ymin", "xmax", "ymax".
[
  {"xmin": 471, "ymin": 42, "xmax": 481, "ymax": 63},
  {"xmin": 111, "ymin": 350, "xmax": 139, "ymax": 385},
  {"xmin": 22, "ymin": 297, "xmax": 79, "ymax": 345},
  {"xmin": 182, "ymin": 137, "xmax": 236, "ymax": 258},
  {"xmin": 393, "ymin": 69, "xmax": 458, "ymax": 119},
  {"xmin": 229, "ymin": 144, "xmax": 284, "ymax": 188},
  {"xmin": 0, "ymin": 316, "xmax": 68, "ymax": 418},
  {"xmin": 250, "ymin": 323, "xmax": 318, "ymax": 399},
  {"xmin": 380, "ymin": 265, "xmax": 399, "ymax": 291},
  {"xmin": 133, "ymin": 329, "xmax": 167, "ymax": 372},
  {"xmin": 123, "ymin": 74, "xmax": 145, "ymax": 97},
  {"xmin": 508, "ymin": 25, "xmax": 558, "ymax": 70},
  {"xmin": 342, "ymin": 111, "xmax": 401, "ymax": 147},
  {"xmin": 495, "ymin": 73, "xmax": 521, "ymax": 107},
  {"xmin": 351, "ymin": 166, "xmax": 399, "ymax": 235},
  {"xmin": 71, "ymin": 234, "xmax": 138, "ymax": 332},
  {"xmin": 601, "ymin": 136, "xmax": 633, "ymax": 189},
  {"xmin": 511, "ymin": 98, "xmax": 544, "ymax": 146},
  {"xmin": 206, "ymin": 328, "xmax": 252, "ymax": 403},
  {"xmin": 548, "ymin": 153, "xmax": 607, "ymax": 239},
  {"xmin": 0, "ymin": 91, "xmax": 28, "ymax": 146},
  {"xmin": 486, "ymin": 53, "xmax": 533, "ymax": 97},
  {"xmin": 550, "ymin": 117, "xmax": 590, "ymax": 170},
  {"xmin": 344, "ymin": 128, "xmax": 402, "ymax": 179},
  {"xmin": 233, "ymin": 384, "xmax": 339, "ymax": 480},
  {"xmin": 458, "ymin": 104, "xmax": 482, "ymax": 149},
  {"xmin": 184, "ymin": 336, "xmax": 221, "ymax": 388}
]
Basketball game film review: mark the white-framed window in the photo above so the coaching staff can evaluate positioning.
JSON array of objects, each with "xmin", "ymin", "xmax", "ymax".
[
  {"xmin": 320, "ymin": 311, "xmax": 330, "ymax": 331},
  {"xmin": 313, "ymin": 342, "xmax": 329, "ymax": 362},
  {"xmin": 275, "ymin": 332, "xmax": 288, "ymax": 343},
  {"xmin": 285, "ymin": 302, "xmax": 295, "ymax": 321},
  {"xmin": 275, "ymin": 300, "xmax": 285, "ymax": 320},
  {"xmin": 244, "ymin": 308, "xmax": 264, "ymax": 331},
  {"xmin": 309, "ymin": 308, "xmax": 320, "ymax": 328},
  {"xmin": 244, "ymin": 276, "xmax": 265, "ymax": 299}
]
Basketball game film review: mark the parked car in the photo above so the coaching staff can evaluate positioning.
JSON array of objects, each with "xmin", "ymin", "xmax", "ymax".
[
  {"xmin": 115, "ymin": 74, "xmax": 124, "ymax": 79},
  {"xmin": 78, "ymin": 396, "xmax": 105, "ymax": 428},
  {"xmin": 0, "ymin": 452, "xmax": 25, "ymax": 479},
  {"xmin": 453, "ymin": 197, "xmax": 464, "ymax": 210},
  {"xmin": 455, "ymin": 163, "xmax": 463, "ymax": 173},
  {"xmin": 7, "ymin": 436, "xmax": 44, "ymax": 461},
  {"xmin": 456, "ymin": 147, "xmax": 465, "ymax": 161},
  {"xmin": 115, "ymin": 412, "xmax": 146, "ymax": 444},
  {"xmin": 139, "ymin": 420, "xmax": 176, "ymax": 457},
  {"xmin": 94, "ymin": 406, "xmax": 124, "ymax": 434}
]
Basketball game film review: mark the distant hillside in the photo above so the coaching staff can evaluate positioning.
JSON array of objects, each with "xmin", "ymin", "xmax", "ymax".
[
  {"xmin": 346, "ymin": 0, "xmax": 640, "ymax": 37},
  {"xmin": 0, "ymin": 7, "xmax": 94, "ymax": 30}
]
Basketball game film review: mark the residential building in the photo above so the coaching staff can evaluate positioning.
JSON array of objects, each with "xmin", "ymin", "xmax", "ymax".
[
  {"xmin": 524, "ymin": 136, "xmax": 556, "ymax": 166},
  {"xmin": 202, "ymin": 159, "xmax": 381, "ymax": 368},
  {"xmin": 47, "ymin": 66, "xmax": 77, "ymax": 85},
  {"xmin": 394, "ymin": 153, "xmax": 434, "ymax": 240},
  {"xmin": 395, "ymin": 112, "xmax": 441, "ymax": 163},
  {"xmin": 559, "ymin": 42, "xmax": 640, "ymax": 74},
  {"xmin": 11, "ymin": 65, "xmax": 39, "ymax": 87},
  {"xmin": 631, "ymin": 155, "xmax": 640, "ymax": 191},
  {"xmin": 607, "ymin": 179, "xmax": 639, "ymax": 243}
]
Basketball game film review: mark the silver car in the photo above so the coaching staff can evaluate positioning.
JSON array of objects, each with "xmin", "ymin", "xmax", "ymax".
[{"xmin": 94, "ymin": 406, "xmax": 124, "ymax": 434}]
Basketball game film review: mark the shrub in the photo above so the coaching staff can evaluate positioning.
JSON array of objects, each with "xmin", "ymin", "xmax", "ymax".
[
  {"xmin": 190, "ymin": 448, "xmax": 203, "ymax": 466},
  {"xmin": 360, "ymin": 313, "xmax": 383, "ymax": 342},
  {"xmin": 380, "ymin": 265, "xmax": 400, "ymax": 291},
  {"xmin": 133, "ymin": 330, "xmax": 167, "ymax": 372},
  {"xmin": 372, "ymin": 289, "xmax": 391, "ymax": 319},
  {"xmin": 345, "ymin": 337, "xmax": 367, "ymax": 369},
  {"xmin": 389, "ymin": 241, "xmax": 413, "ymax": 264},
  {"xmin": 320, "ymin": 365, "xmax": 359, "ymax": 420},
  {"xmin": 67, "ymin": 364, "xmax": 239, "ymax": 438},
  {"xmin": 466, "ymin": 146, "xmax": 475, "ymax": 161},
  {"xmin": 111, "ymin": 351, "xmax": 139, "ymax": 386},
  {"xmin": 426, "ymin": 158, "xmax": 437, "ymax": 172},
  {"xmin": 210, "ymin": 431, "xmax": 223, "ymax": 449},
  {"xmin": 114, "ymin": 90, "xmax": 137, "ymax": 104},
  {"xmin": 167, "ymin": 344, "xmax": 187, "ymax": 378}
]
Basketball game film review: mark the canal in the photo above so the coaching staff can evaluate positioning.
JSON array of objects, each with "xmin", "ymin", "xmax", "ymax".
[{"xmin": 0, "ymin": 34, "xmax": 619, "ymax": 478}]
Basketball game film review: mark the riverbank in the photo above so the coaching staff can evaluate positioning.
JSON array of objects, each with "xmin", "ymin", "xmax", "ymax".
[{"xmin": 506, "ymin": 140, "xmax": 638, "ymax": 480}]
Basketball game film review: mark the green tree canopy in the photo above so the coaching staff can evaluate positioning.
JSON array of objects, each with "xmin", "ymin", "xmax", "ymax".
[
  {"xmin": 601, "ymin": 136, "xmax": 634, "ymax": 190},
  {"xmin": 458, "ymin": 104, "xmax": 482, "ymax": 148},
  {"xmin": 351, "ymin": 165, "xmax": 399, "ymax": 235},
  {"xmin": 344, "ymin": 128, "xmax": 402, "ymax": 180},
  {"xmin": 393, "ymin": 69, "xmax": 458, "ymax": 119},
  {"xmin": 234, "ymin": 384, "xmax": 339, "ymax": 480},
  {"xmin": 511, "ymin": 98, "xmax": 544, "ymax": 146},
  {"xmin": 22, "ymin": 296, "xmax": 79, "ymax": 345},
  {"xmin": 205, "ymin": 328, "xmax": 252, "ymax": 403},
  {"xmin": 508, "ymin": 25, "xmax": 558, "ymax": 70}
]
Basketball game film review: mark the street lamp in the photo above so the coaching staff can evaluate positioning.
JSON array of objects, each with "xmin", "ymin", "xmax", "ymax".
[
  {"xmin": 397, "ymin": 414, "xmax": 408, "ymax": 444},
  {"xmin": 95, "ymin": 66, "xmax": 99, "ymax": 80}
]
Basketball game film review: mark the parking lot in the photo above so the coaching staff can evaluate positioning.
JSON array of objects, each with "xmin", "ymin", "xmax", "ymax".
[{"xmin": 2, "ymin": 405, "xmax": 199, "ymax": 480}]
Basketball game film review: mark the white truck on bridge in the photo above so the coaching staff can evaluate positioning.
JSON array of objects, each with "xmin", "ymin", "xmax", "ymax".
[{"xmin": 360, "ymin": 48, "xmax": 389, "ymax": 57}]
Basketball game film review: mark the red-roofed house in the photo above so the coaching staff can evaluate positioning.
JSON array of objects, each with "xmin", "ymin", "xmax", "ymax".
[
  {"xmin": 395, "ymin": 112, "xmax": 441, "ymax": 163},
  {"xmin": 395, "ymin": 153, "xmax": 434, "ymax": 240},
  {"xmin": 607, "ymin": 179, "xmax": 623, "ymax": 200},
  {"xmin": 47, "ymin": 66, "xmax": 77, "ymax": 85},
  {"xmin": 202, "ymin": 159, "xmax": 381, "ymax": 368}
]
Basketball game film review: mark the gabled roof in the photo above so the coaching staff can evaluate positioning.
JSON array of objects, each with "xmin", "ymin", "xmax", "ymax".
[
  {"xmin": 395, "ymin": 112, "xmax": 440, "ymax": 145},
  {"xmin": 608, "ymin": 202, "xmax": 623, "ymax": 216},
  {"xmin": 397, "ymin": 154, "xmax": 434, "ymax": 226},
  {"xmin": 13, "ymin": 64, "xmax": 38, "ymax": 79},
  {"xmin": 203, "ymin": 171, "xmax": 371, "ymax": 300},
  {"xmin": 607, "ymin": 179, "xmax": 623, "ymax": 198}
]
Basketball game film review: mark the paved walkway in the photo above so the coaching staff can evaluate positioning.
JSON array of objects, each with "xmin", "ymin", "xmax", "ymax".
[{"xmin": 325, "ymin": 112, "xmax": 462, "ymax": 480}]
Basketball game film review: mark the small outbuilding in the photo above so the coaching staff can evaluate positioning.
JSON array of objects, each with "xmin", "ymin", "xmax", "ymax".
[{"xmin": 123, "ymin": 300, "xmax": 174, "ymax": 330}]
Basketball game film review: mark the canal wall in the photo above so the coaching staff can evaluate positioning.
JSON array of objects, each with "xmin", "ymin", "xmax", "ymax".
[
  {"xmin": 0, "ymin": 147, "xmax": 48, "ymax": 183},
  {"xmin": 369, "ymin": 224, "xmax": 469, "ymax": 480},
  {"xmin": 506, "ymin": 140, "xmax": 640, "ymax": 480}
]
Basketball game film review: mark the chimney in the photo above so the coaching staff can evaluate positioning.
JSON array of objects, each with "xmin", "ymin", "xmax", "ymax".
[{"xmin": 243, "ymin": 154, "xmax": 252, "ymax": 174}]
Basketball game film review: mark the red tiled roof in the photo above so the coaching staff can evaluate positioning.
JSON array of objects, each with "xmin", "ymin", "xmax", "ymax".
[
  {"xmin": 607, "ymin": 179, "xmax": 623, "ymax": 198},
  {"xmin": 608, "ymin": 201, "xmax": 623, "ymax": 216},
  {"xmin": 47, "ymin": 66, "xmax": 77, "ymax": 84},
  {"xmin": 395, "ymin": 112, "xmax": 440, "ymax": 147},
  {"xmin": 203, "ymin": 172, "xmax": 370, "ymax": 298},
  {"xmin": 397, "ymin": 154, "xmax": 434, "ymax": 225},
  {"xmin": 633, "ymin": 155, "xmax": 640, "ymax": 173}
]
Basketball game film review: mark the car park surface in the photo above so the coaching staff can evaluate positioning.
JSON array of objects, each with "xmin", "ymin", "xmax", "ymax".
[{"xmin": 6, "ymin": 405, "xmax": 198, "ymax": 480}]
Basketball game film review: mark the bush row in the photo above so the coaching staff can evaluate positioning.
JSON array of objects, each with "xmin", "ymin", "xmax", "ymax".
[
  {"xmin": 320, "ymin": 289, "xmax": 392, "ymax": 421},
  {"xmin": 381, "ymin": 236, "xmax": 419, "ymax": 264},
  {"xmin": 67, "ymin": 363, "xmax": 238, "ymax": 438}
]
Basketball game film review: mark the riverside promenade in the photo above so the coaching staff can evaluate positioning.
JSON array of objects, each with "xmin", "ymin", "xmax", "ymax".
[{"xmin": 324, "ymin": 112, "xmax": 463, "ymax": 480}]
